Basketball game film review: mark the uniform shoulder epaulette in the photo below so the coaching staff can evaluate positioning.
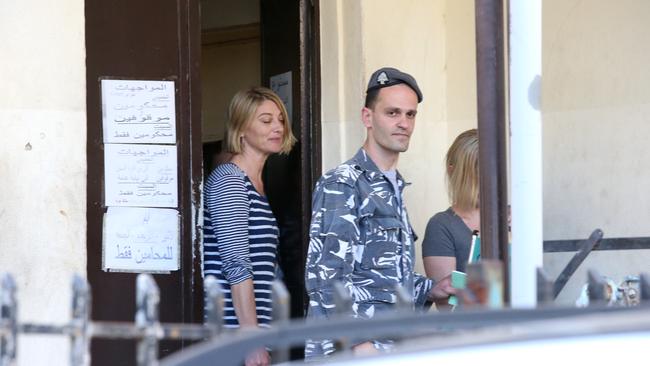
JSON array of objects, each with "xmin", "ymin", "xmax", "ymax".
[{"xmin": 320, "ymin": 163, "xmax": 362, "ymax": 188}]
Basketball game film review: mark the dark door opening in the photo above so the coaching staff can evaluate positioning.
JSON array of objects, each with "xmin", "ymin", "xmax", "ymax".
[{"xmin": 200, "ymin": 0, "xmax": 321, "ymax": 359}]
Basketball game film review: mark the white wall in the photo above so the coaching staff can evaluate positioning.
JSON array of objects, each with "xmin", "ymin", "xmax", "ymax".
[
  {"xmin": 542, "ymin": 0, "xmax": 650, "ymax": 303},
  {"xmin": 0, "ymin": 1, "xmax": 87, "ymax": 364}
]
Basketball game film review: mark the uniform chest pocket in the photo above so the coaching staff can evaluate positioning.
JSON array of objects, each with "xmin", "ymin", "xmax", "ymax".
[{"xmin": 359, "ymin": 217, "xmax": 404, "ymax": 270}]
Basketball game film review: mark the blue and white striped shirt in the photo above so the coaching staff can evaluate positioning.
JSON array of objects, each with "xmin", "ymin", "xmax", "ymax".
[{"xmin": 203, "ymin": 162, "xmax": 279, "ymax": 328}]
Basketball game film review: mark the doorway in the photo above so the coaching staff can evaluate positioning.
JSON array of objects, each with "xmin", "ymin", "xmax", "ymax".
[
  {"xmin": 200, "ymin": 0, "xmax": 321, "ymax": 329},
  {"xmin": 85, "ymin": 0, "xmax": 319, "ymax": 364}
]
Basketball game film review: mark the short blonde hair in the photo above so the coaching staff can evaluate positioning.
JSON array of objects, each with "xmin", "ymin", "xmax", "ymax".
[
  {"xmin": 224, "ymin": 87, "xmax": 296, "ymax": 155},
  {"xmin": 446, "ymin": 129, "xmax": 479, "ymax": 211}
]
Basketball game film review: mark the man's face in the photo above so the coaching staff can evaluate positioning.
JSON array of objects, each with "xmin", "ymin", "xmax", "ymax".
[{"xmin": 362, "ymin": 84, "xmax": 418, "ymax": 154}]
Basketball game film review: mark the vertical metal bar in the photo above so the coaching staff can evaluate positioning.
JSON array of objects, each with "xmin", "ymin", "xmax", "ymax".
[
  {"xmin": 587, "ymin": 269, "xmax": 607, "ymax": 304},
  {"xmin": 271, "ymin": 280, "xmax": 291, "ymax": 324},
  {"xmin": 0, "ymin": 273, "xmax": 17, "ymax": 366},
  {"xmin": 332, "ymin": 282, "xmax": 352, "ymax": 314},
  {"xmin": 394, "ymin": 285, "xmax": 413, "ymax": 312},
  {"xmin": 271, "ymin": 280, "xmax": 291, "ymax": 363},
  {"xmin": 475, "ymin": 0, "xmax": 510, "ymax": 302},
  {"xmin": 639, "ymin": 272, "xmax": 650, "ymax": 302},
  {"xmin": 136, "ymin": 274, "xmax": 161, "ymax": 366},
  {"xmin": 70, "ymin": 275, "xmax": 91, "ymax": 366},
  {"xmin": 203, "ymin": 276, "xmax": 224, "ymax": 339},
  {"xmin": 536, "ymin": 268, "xmax": 554, "ymax": 305},
  {"xmin": 332, "ymin": 282, "xmax": 352, "ymax": 350}
]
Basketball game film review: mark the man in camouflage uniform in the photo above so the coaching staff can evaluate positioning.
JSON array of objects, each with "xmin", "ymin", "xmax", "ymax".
[{"xmin": 304, "ymin": 67, "xmax": 455, "ymax": 358}]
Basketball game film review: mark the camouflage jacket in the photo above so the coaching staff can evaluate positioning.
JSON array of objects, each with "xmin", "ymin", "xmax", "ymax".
[{"xmin": 304, "ymin": 149, "xmax": 434, "ymax": 358}]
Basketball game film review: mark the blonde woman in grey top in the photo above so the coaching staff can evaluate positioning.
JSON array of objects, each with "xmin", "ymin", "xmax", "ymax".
[{"xmin": 422, "ymin": 129, "xmax": 480, "ymax": 282}]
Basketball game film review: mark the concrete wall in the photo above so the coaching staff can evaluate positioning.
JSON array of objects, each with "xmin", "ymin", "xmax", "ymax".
[
  {"xmin": 320, "ymin": 0, "xmax": 477, "ymax": 274},
  {"xmin": 542, "ymin": 0, "xmax": 650, "ymax": 304},
  {"xmin": 0, "ymin": 1, "xmax": 87, "ymax": 364}
]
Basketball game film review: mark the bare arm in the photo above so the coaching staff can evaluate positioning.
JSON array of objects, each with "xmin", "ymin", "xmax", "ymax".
[
  {"xmin": 230, "ymin": 279, "xmax": 259, "ymax": 328},
  {"xmin": 232, "ymin": 279, "xmax": 270, "ymax": 366},
  {"xmin": 423, "ymin": 256, "xmax": 457, "ymax": 282}
]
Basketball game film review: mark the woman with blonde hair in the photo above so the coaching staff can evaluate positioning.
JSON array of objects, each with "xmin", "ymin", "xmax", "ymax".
[
  {"xmin": 203, "ymin": 87, "xmax": 296, "ymax": 366},
  {"xmin": 422, "ymin": 129, "xmax": 479, "ymax": 282}
]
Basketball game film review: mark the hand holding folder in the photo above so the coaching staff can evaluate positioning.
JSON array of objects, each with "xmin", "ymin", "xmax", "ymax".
[{"xmin": 448, "ymin": 231, "xmax": 480, "ymax": 307}]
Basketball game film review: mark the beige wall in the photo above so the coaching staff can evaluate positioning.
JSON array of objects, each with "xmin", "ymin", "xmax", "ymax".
[
  {"xmin": 321, "ymin": 0, "xmax": 650, "ymax": 304},
  {"xmin": 319, "ymin": 0, "xmax": 366, "ymax": 169},
  {"xmin": 0, "ymin": 1, "xmax": 87, "ymax": 364},
  {"xmin": 320, "ymin": 0, "xmax": 478, "ymax": 274},
  {"xmin": 542, "ymin": 0, "xmax": 650, "ymax": 304}
]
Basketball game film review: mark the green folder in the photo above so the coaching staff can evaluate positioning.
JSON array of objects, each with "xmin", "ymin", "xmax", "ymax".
[
  {"xmin": 448, "ymin": 232, "xmax": 480, "ymax": 307},
  {"xmin": 448, "ymin": 271, "xmax": 467, "ymax": 306}
]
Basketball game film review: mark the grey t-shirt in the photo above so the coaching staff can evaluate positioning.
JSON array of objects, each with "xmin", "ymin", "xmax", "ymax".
[
  {"xmin": 421, "ymin": 207, "xmax": 473, "ymax": 273},
  {"xmin": 382, "ymin": 170, "xmax": 401, "ymax": 208}
]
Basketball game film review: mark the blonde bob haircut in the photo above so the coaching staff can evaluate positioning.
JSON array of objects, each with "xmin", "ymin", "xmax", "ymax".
[
  {"xmin": 446, "ymin": 129, "xmax": 479, "ymax": 212},
  {"xmin": 224, "ymin": 87, "xmax": 297, "ymax": 155}
]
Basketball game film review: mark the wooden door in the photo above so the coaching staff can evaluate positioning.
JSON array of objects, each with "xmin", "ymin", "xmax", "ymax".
[{"xmin": 85, "ymin": 1, "xmax": 202, "ymax": 364}]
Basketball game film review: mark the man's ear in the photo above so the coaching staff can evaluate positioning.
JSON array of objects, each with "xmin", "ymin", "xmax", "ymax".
[{"xmin": 361, "ymin": 107, "xmax": 372, "ymax": 128}]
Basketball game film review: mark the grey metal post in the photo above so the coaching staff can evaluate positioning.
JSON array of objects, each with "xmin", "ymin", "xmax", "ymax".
[
  {"xmin": 136, "ymin": 274, "xmax": 161, "ymax": 366},
  {"xmin": 332, "ymin": 282, "xmax": 352, "ymax": 314},
  {"xmin": 70, "ymin": 275, "xmax": 91, "ymax": 366},
  {"xmin": 640, "ymin": 272, "xmax": 650, "ymax": 302},
  {"xmin": 394, "ymin": 285, "xmax": 413, "ymax": 312},
  {"xmin": 271, "ymin": 280, "xmax": 290, "ymax": 324},
  {"xmin": 203, "ymin": 276, "xmax": 224, "ymax": 339},
  {"xmin": 0, "ymin": 273, "xmax": 17, "ymax": 366},
  {"xmin": 332, "ymin": 282, "xmax": 353, "ymax": 350},
  {"xmin": 271, "ymin": 280, "xmax": 291, "ymax": 363},
  {"xmin": 536, "ymin": 268, "xmax": 554, "ymax": 305},
  {"xmin": 587, "ymin": 269, "xmax": 607, "ymax": 304}
]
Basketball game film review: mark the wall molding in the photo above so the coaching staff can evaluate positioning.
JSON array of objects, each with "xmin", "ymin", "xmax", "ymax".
[
  {"xmin": 202, "ymin": 23, "xmax": 260, "ymax": 47},
  {"xmin": 544, "ymin": 236, "xmax": 650, "ymax": 253}
]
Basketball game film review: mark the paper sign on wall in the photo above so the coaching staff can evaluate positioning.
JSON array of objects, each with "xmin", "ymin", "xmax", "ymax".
[
  {"xmin": 270, "ymin": 71, "xmax": 292, "ymax": 121},
  {"xmin": 102, "ymin": 207, "xmax": 180, "ymax": 272},
  {"xmin": 101, "ymin": 79, "xmax": 176, "ymax": 144},
  {"xmin": 104, "ymin": 143, "xmax": 178, "ymax": 207}
]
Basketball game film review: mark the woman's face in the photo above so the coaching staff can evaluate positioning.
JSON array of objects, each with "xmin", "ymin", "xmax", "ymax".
[{"xmin": 241, "ymin": 99, "xmax": 285, "ymax": 156}]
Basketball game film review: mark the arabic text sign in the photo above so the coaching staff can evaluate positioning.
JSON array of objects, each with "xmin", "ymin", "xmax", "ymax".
[
  {"xmin": 104, "ymin": 144, "xmax": 178, "ymax": 207},
  {"xmin": 101, "ymin": 79, "xmax": 176, "ymax": 144},
  {"xmin": 103, "ymin": 207, "xmax": 180, "ymax": 272}
]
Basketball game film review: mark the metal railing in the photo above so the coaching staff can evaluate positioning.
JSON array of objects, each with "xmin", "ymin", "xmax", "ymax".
[
  {"xmin": 2, "ymin": 264, "xmax": 648, "ymax": 366},
  {"xmin": 161, "ymin": 266, "xmax": 650, "ymax": 366},
  {"xmin": 0, "ymin": 273, "xmax": 291, "ymax": 366}
]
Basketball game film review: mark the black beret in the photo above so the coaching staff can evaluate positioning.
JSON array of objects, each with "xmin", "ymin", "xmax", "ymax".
[{"xmin": 366, "ymin": 67, "xmax": 423, "ymax": 103}]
